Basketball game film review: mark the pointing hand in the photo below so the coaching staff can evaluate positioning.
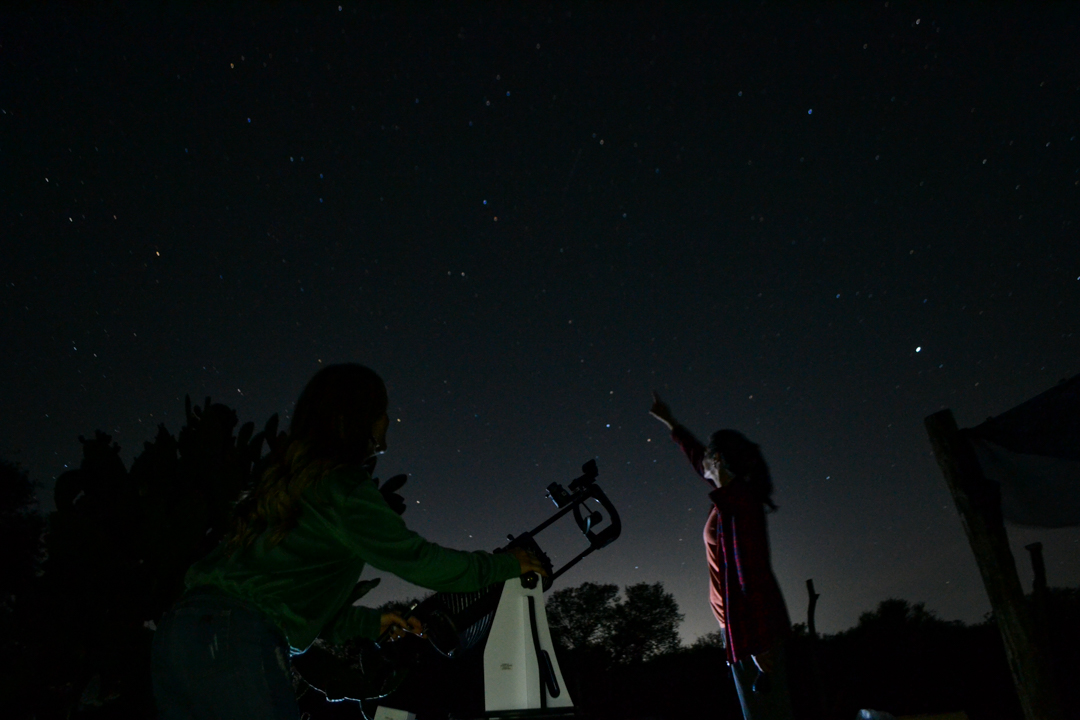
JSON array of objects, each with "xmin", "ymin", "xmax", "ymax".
[{"xmin": 649, "ymin": 391, "xmax": 676, "ymax": 429}]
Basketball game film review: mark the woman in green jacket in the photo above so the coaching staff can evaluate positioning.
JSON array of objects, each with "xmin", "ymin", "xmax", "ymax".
[{"xmin": 151, "ymin": 363, "xmax": 542, "ymax": 720}]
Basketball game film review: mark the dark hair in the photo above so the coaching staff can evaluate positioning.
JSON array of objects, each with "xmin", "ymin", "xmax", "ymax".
[
  {"xmin": 289, "ymin": 363, "xmax": 389, "ymax": 464},
  {"xmin": 226, "ymin": 364, "xmax": 388, "ymax": 553},
  {"xmin": 707, "ymin": 429, "xmax": 777, "ymax": 511}
]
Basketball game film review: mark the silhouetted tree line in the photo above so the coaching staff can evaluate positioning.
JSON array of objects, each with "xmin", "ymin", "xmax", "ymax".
[
  {"xmin": 0, "ymin": 399, "xmax": 1077, "ymax": 719},
  {"xmin": 324, "ymin": 584, "xmax": 1078, "ymax": 720},
  {"xmin": 0, "ymin": 461, "xmax": 46, "ymax": 637},
  {"xmin": 0, "ymin": 399, "xmax": 278, "ymax": 719},
  {"xmin": 537, "ymin": 590, "xmax": 1079, "ymax": 720}
]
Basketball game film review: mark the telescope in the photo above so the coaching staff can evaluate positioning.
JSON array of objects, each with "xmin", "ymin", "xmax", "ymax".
[{"xmin": 295, "ymin": 459, "xmax": 621, "ymax": 720}]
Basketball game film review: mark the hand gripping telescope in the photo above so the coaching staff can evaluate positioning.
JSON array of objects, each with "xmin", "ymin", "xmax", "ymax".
[
  {"xmin": 409, "ymin": 459, "xmax": 620, "ymax": 653},
  {"xmin": 296, "ymin": 460, "xmax": 620, "ymax": 720}
]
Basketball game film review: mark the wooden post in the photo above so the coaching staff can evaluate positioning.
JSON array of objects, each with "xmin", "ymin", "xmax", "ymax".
[
  {"xmin": 1025, "ymin": 542, "xmax": 1050, "ymax": 664},
  {"xmin": 805, "ymin": 578, "xmax": 826, "ymax": 720},
  {"xmin": 925, "ymin": 409, "xmax": 1062, "ymax": 720},
  {"xmin": 805, "ymin": 578, "xmax": 820, "ymax": 640}
]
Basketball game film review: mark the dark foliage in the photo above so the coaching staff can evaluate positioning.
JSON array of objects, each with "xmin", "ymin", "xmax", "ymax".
[
  {"xmin": 546, "ymin": 582, "xmax": 620, "ymax": 654},
  {"xmin": 0, "ymin": 460, "xmax": 46, "ymax": 617},
  {"xmin": 0, "ymin": 465, "xmax": 47, "ymax": 711},
  {"xmin": 608, "ymin": 583, "xmax": 684, "ymax": 662},
  {"xmin": 543, "ymin": 588, "xmax": 1078, "ymax": 720},
  {"xmin": 810, "ymin": 598, "xmax": 1022, "ymax": 720},
  {"xmin": 0, "ymin": 399, "xmax": 275, "ymax": 720},
  {"xmin": 548, "ymin": 641, "xmax": 743, "ymax": 720},
  {"xmin": 1036, "ymin": 586, "xmax": 1080, "ymax": 712},
  {"xmin": 545, "ymin": 581, "xmax": 738, "ymax": 720},
  {"xmin": 689, "ymin": 628, "xmax": 726, "ymax": 649},
  {"xmin": 546, "ymin": 581, "xmax": 683, "ymax": 667}
]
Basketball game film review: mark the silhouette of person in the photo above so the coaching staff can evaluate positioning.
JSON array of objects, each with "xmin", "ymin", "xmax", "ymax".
[
  {"xmin": 650, "ymin": 391, "xmax": 794, "ymax": 720},
  {"xmin": 152, "ymin": 364, "xmax": 543, "ymax": 719}
]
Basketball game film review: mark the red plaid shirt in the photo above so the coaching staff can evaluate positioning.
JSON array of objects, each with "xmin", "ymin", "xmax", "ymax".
[{"xmin": 672, "ymin": 425, "xmax": 790, "ymax": 664}]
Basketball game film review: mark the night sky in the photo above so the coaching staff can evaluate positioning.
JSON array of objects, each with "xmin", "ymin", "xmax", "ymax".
[{"xmin": 3, "ymin": 2, "xmax": 1079, "ymax": 643}]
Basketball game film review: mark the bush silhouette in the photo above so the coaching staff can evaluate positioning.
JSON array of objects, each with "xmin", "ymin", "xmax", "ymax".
[{"xmin": 1, "ymin": 398, "xmax": 276, "ymax": 719}]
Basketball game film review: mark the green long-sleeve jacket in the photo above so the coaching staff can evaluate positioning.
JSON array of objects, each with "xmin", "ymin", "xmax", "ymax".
[{"xmin": 185, "ymin": 465, "xmax": 520, "ymax": 652}]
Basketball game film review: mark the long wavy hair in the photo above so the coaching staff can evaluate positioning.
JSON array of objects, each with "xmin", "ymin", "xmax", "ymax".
[
  {"xmin": 225, "ymin": 364, "xmax": 388, "ymax": 554},
  {"xmin": 707, "ymin": 429, "xmax": 777, "ymax": 511}
]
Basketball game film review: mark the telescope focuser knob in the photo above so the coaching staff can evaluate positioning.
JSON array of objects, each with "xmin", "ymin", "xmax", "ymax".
[
  {"xmin": 569, "ymin": 459, "xmax": 599, "ymax": 492},
  {"xmin": 546, "ymin": 482, "xmax": 571, "ymax": 508}
]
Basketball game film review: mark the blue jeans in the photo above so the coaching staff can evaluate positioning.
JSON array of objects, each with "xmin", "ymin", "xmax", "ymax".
[
  {"xmin": 152, "ymin": 588, "xmax": 300, "ymax": 720},
  {"xmin": 730, "ymin": 641, "xmax": 794, "ymax": 720}
]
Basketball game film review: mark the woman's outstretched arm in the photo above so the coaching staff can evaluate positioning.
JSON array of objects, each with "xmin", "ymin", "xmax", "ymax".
[
  {"xmin": 649, "ymin": 391, "xmax": 676, "ymax": 430},
  {"xmin": 650, "ymin": 391, "xmax": 712, "ymax": 483}
]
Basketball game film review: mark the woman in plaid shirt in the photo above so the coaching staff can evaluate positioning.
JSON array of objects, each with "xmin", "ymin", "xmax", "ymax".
[{"xmin": 651, "ymin": 392, "xmax": 795, "ymax": 720}]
